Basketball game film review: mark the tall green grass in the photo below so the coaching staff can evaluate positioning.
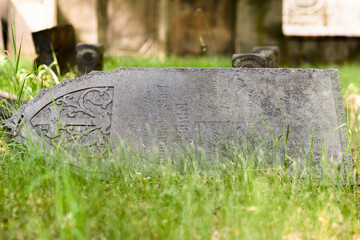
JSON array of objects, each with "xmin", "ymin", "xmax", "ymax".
[{"xmin": 0, "ymin": 137, "xmax": 359, "ymax": 239}]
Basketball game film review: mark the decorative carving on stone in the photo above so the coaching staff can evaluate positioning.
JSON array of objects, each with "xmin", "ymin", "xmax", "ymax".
[
  {"xmin": 31, "ymin": 87, "xmax": 113, "ymax": 152},
  {"xmin": 232, "ymin": 54, "xmax": 266, "ymax": 68},
  {"xmin": 295, "ymin": 0, "xmax": 319, "ymax": 8},
  {"xmin": 284, "ymin": 0, "xmax": 324, "ymax": 26}
]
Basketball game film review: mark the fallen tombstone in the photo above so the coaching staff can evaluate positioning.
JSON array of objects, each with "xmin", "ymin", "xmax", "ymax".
[
  {"xmin": 232, "ymin": 54, "xmax": 266, "ymax": 68},
  {"xmin": 32, "ymin": 24, "xmax": 76, "ymax": 75},
  {"xmin": 76, "ymin": 43, "xmax": 104, "ymax": 76},
  {"xmin": 2, "ymin": 68, "xmax": 348, "ymax": 171},
  {"xmin": 253, "ymin": 46, "xmax": 279, "ymax": 68}
]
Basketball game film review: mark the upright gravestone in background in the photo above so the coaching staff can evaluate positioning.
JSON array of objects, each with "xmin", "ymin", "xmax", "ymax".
[
  {"xmin": 76, "ymin": 43, "xmax": 104, "ymax": 76},
  {"xmin": 3, "ymin": 68, "xmax": 348, "ymax": 169},
  {"xmin": 32, "ymin": 24, "xmax": 76, "ymax": 75},
  {"xmin": 253, "ymin": 46, "xmax": 279, "ymax": 68}
]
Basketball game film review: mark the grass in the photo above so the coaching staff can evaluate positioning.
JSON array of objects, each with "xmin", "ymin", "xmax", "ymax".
[
  {"xmin": 0, "ymin": 140, "xmax": 359, "ymax": 239},
  {"xmin": 0, "ymin": 129, "xmax": 358, "ymax": 239},
  {"xmin": 0, "ymin": 54, "xmax": 360, "ymax": 239},
  {"xmin": 104, "ymin": 55, "xmax": 232, "ymax": 69}
]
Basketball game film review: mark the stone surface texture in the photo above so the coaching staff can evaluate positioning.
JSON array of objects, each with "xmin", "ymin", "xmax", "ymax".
[{"xmin": 3, "ymin": 68, "xmax": 347, "ymax": 168}]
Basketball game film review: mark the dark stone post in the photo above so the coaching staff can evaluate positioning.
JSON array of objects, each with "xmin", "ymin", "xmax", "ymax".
[
  {"xmin": 253, "ymin": 46, "xmax": 279, "ymax": 68},
  {"xmin": 32, "ymin": 24, "xmax": 76, "ymax": 75},
  {"xmin": 232, "ymin": 54, "xmax": 266, "ymax": 68},
  {"xmin": 76, "ymin": 43, "xmax": 104, "ymax": 76}
]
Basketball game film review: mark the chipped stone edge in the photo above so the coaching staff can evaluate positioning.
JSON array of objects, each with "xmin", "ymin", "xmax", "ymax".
[{"xmin": 329, "ymin": 69, "xmax": 351, "ymax": 168}]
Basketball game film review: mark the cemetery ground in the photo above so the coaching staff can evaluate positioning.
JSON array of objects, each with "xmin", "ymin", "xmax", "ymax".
[{"xmin": 0, "ymin": 55, "xmax": 360, "ymax": 239}]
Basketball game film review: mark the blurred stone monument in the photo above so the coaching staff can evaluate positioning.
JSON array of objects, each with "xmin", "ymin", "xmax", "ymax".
[
  {"xmin": 32, "ymin": 24, "xmax": 76, "ymax": 75},
  {"xmin": 283, "ymin": 0, "xmax": 360, "ymax": 36},
  {"xmin": 76, "ymin": 43, "xmax": 104, "ymax": 76},
  {"xmin": 253, "ymin": 46, "xmax": 279, "ymax": 68},
  {"xmin": 232, "ymin": 54, "xmax": 266, "ymax": 68}
]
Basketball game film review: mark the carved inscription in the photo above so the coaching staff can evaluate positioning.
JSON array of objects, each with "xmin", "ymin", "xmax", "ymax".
[
  {"xmin": 195, "ymin": 76, "xmax": 218, "ymax": 121},
  {"xmin": 198, "ymin": 121, "xmax": 242, "ymax": 153},
  {"xmin": 175, "ymin": 103, "xmax": 189, "ymax": 142},
  {"xmin": 140, "ymin": 90, "xmax": 152, "ymax": 147},
  {"xmin": 156, "ymin": 85, "xmax": 170, "ymax": 153},
  {"xmin": 31, "ymin": 87, "xmax": 114, "ymax": 152}
]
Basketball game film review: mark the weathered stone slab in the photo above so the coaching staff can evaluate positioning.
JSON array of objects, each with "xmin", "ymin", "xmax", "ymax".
[
  {"xmin": 2, "ymin": 68, "xmax": 347, "ymax": 168},
  {"xmin": 253, "ymin": 46, "xmax": 279, "ymax": 68},
  {"xmin": 232, "ymin": 54, "xmax": 266, "ymax": 68},
  {"xmin": 76, "ymin": 43, "xmax": 104, "ymax": 76}
]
